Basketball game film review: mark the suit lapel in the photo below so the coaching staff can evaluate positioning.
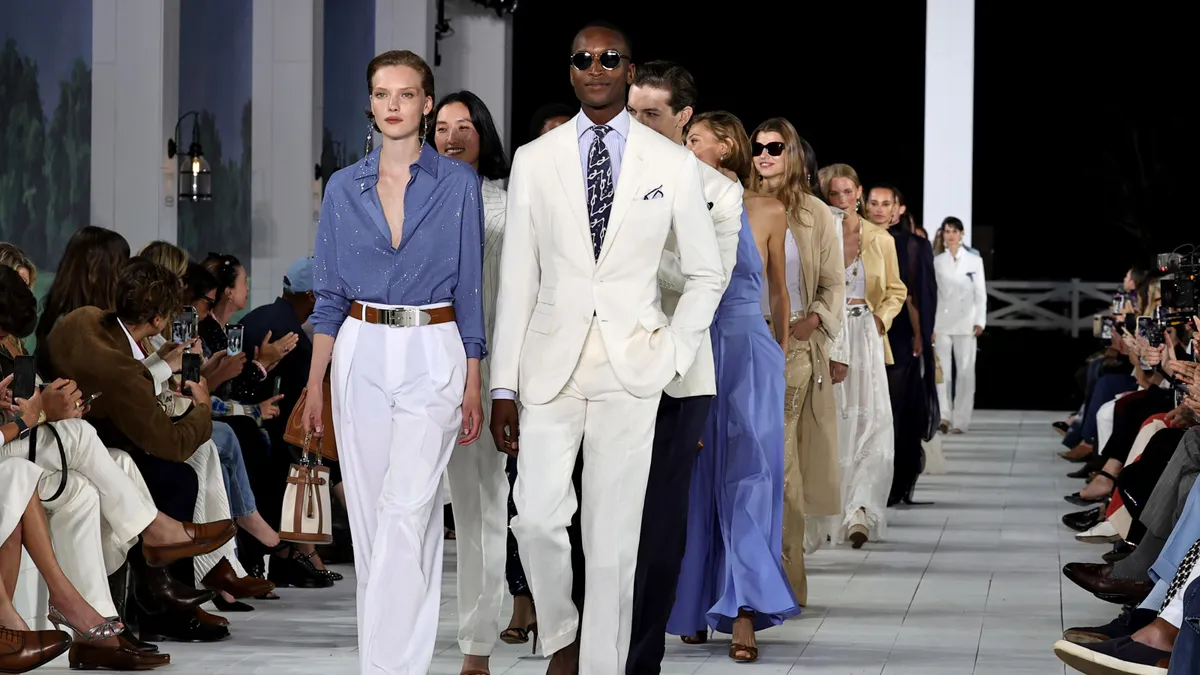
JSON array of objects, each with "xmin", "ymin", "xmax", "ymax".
[
  {"xmin": 597, "ymin": 126, "xmax": 646, "ymax": 266},
  {"xmin": 552, "ymin": 130, "xmax": 595, "ymax": 259}
]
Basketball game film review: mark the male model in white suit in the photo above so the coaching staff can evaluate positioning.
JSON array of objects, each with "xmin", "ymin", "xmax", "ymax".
[{"xmin": 488, "ymin": 22, "xmax": 726, "ymax": 675}]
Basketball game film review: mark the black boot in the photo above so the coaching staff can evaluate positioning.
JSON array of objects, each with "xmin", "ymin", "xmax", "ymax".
[
  {"xmin": 107, "ymin": 563, "xmax": 160, "ymax": 654},
  {"xmin": 129, "ymin": 546, "xmax": 215, "ymax": 615}
]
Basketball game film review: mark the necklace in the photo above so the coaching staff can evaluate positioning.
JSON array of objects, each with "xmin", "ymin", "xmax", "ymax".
[{"xmin": 845, "ymin": 218, "xmax": 863, "ymax": 287}]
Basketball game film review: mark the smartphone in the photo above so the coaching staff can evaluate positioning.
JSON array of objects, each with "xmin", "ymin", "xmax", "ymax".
[
  {"xmin": 272, "ymin": 376, "xmax": 282, "ymax": 398},
  {"xmin": 12, "ymin": 355, "xmax": 36, "ymax": 402},
  {"xmin": 181, "ymin": 353, "xmax": 202, "ymax": 394},
  {"xmin": 173, "ymin": 308, "xmax": 199, "ymax": 344},
  {"xmin": 79, "ymin": 391, "xmax": 103, "ymax": 408},
  {"xmin": 226, "ymin": 324, "xmax": 244, "ymax": 356},
  {"xmin": 1100, "ymin": 316, "xmax": 1114, "ymax": 340}
]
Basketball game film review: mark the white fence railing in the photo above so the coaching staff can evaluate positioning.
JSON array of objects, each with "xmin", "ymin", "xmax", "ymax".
[{"xmin": 987, "ymin": 280, "xmax": 1121, "ymax": 337}]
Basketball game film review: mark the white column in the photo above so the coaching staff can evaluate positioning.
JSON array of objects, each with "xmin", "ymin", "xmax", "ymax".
[
  {"xmin": 250, "ymin": 0, "xmax": 323, "ymax": 310},
  {"xmin": 91, "ymin": 0, "xmax": 180, "ymax": 249},
  {"xmin": 375, "ymin": 0, "xmax": 437, "ymax": 62},
  {"xmin": 922, "ymin": 0, "xmax": 974, "ymax": 244},
  {"xmin": 434, "ymin": 0, "xmax": 513, "ymax": 144}
]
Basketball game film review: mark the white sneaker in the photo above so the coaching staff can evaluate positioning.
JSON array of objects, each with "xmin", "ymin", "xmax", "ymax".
[{"xmin": 1077, "ymin": 520, "xmax": 1122, "ymax": 544}]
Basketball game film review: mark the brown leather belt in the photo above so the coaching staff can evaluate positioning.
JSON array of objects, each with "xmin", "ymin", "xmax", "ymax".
[{"xmin": 349, "ymin": 301, "xmax": 455, "ymax": 327}]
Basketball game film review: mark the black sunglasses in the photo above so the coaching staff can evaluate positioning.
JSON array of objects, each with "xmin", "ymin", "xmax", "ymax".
[
  {"xmin": 570, "ymin": 50, "xmax": 629, "ymax": 71},
  {"xmin": 752, "ymin": 142, "xmax": 786, "ymax": 157}
]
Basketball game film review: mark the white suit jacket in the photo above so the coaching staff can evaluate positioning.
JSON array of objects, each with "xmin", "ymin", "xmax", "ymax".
[
  {"xmin": 933, "ymin": 247, "xmax": 987, "ymax": 335},
  {"xmin": 491, "ymin": 117, "xmax": 725, "ymax": 405},
  {"xmin": 657, "ymin": 163, "xmax": 743, "ymax": 397}
]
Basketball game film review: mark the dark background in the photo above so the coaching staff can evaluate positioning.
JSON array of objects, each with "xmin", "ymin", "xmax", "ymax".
[{"xmin": 510, "ymin": 2, "xmax": 1193, "ymax": 412}]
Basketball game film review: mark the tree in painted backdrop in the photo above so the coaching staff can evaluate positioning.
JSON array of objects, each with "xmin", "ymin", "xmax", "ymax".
[{"xmin": 0, "ymin": 38, "xmax": 91, "ymax": 269}]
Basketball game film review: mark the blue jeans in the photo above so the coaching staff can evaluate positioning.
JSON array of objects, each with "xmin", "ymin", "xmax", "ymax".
[
  {"xmin": 1081, "ymin": 373, "xmax": 1137, "ymax": 445},
  {"xmin": 1168, "ymin": 578, "xmax": 1200, "ymax": 674},
  {"xmin": 211, "ymin": 421, "xmax": 257, "ymax": 518}
]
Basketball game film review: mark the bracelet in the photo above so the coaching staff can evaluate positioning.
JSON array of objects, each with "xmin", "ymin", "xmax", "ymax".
[{"xmin": 251, "ymin": 360, "xmax": 268, "ymax": 379}]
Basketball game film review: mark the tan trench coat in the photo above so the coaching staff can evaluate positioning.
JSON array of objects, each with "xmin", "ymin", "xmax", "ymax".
[{"xmin": 779, "ymin": 193, "xmax": 844, "ymax": 606}]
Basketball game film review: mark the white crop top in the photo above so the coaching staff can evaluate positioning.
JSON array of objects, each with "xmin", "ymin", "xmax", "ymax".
[{"xmin": 845, "ymin": 258, "xmax": 866, "ymax": 301}]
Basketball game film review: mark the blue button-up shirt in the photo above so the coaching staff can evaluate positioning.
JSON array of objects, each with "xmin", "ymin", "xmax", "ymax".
[{"xmin": 311, "ymin": 143, "xmax": 486, "ymax": 360}]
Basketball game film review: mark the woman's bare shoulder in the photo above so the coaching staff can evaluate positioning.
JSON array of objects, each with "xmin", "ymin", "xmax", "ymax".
[{"xmin": 744, "ymin": 191, "xmax": 786, "ymax": 217}]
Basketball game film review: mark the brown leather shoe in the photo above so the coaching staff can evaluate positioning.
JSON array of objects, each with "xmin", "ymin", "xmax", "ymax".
[
  {"xmin": 1062, "ymin": 562, "xmax": 1154, "ymax": 603},
  {"xmin": 201, "ymin": 557, "xmax": 276, "ymax": 599},
  {"xmin": 0, "ymin": 627, "xmax": 71, "ymax": 673},
  {"xmin": 142, "ymin": 520, "xmax": 236, "ymax": 568},
  {"xmin": 69, "ymin": 639, "xmax": 171, "ymax": 670},
  {"xmin": 195, "ymin": 607, "xmax": 229, "ymax": 628}
]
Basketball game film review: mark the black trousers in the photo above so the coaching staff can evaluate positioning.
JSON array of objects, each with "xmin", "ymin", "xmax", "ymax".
[
  {"xmin": 1100, "ymin": 387, "xmax": 1175, "ymax": 464},
  {"xmin": 567, "ymin": 393, "xmax": 711, "ymax": 675}
]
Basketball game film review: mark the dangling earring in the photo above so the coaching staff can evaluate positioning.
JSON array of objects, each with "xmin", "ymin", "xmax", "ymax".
[
  {"xmin": 420, "ymin": 115, "xmax": 428, "ymax": 147},
  {"xmin": 364, "ymin": 118, "xmax": 375, "ymax": 155},
  {"xmin": 855, "ymin": 197, "xmax": 862, "ymax": 213}
]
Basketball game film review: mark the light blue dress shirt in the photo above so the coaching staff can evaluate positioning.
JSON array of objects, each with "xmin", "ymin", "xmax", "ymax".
[
  {"xmin": 311, "ymin": 143, "xmax": 487, "ymax": 360},
  {"xmin": 492, "ymin": 109, "xmax": 631, "ymax": 401}
]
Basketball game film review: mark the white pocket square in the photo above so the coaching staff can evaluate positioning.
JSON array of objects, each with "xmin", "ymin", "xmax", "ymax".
[{"xmin": 643, "ymin": 186, "xmax": 664, "ymax": 200}]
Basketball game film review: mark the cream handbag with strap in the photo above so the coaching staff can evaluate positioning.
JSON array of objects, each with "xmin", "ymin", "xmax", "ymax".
[{"xmin": 279, "ymin": 432, "xmax": 333, "ymax": 545}]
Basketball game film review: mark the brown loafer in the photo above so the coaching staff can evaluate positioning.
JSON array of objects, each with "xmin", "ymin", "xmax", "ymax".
[
  {"xmin": 1062, "ymin": 562, "xmax": 1154, "ymax": 603},
  {"xmin": 142, "ymin": 520, "xmax": 236, "ymax": 568},
  {"xmin": 0, "ymin": 627, "xmax": 71, "ymax": 673},
  {"xmin": 69, "ymin": 639, "xmax": 171, "ymax": 670},
  {"xmin": 1060, "ymin": 443, "xmax": 1095, "ymax": 461},
  {"xmin": 201, "ymin": 557, "xmax": 277, "ymax": 599},
  {"xmin": 194, "ymin": 607, "xmax": 229, "ymax": 628}
]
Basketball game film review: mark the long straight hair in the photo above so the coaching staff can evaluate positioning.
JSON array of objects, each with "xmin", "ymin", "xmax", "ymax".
[{"xmin": 747, "ymin": 117, "xmax": 812, "ymax": 215}]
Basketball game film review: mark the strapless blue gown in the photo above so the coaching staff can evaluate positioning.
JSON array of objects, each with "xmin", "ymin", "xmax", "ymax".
[{"xmin": 667, "ymin": 208, "xmax": 799, "ymax": 635}]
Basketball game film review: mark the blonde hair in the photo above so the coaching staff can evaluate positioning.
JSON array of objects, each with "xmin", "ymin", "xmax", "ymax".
[
  {"xmin": 817, "ymin": 163, "xmax": 861, "ymax": 205},
  {"xmin": 136, "ymin": 241, "xmax": 190, "ymax": 278},
  {"xmin": 747, "ymin": 117, "xmax": 812, "ymax": 215},
  {"xmin": 0, "ymin": 243, "xmax": 36, "ymax": 288},
  {"xmin": 691, "ymin": 111, "xmax": 752, "ymax": 185}
]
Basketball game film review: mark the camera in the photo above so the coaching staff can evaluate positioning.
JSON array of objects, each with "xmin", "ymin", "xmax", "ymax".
[{"xmin": 1156, "ymin": 247, "xmax": 1197, "ymax": 327}]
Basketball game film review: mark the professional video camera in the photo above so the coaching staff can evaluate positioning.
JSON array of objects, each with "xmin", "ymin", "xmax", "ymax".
[{"xmin": 1155, "ymin": 245, "xmax": 1197, "ymax": 330}]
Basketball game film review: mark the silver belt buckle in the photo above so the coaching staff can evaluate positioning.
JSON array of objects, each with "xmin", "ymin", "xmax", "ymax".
[
  {"xmin": 382, "ymin": 307, "xmax": 426, "ymax": 328},
  {"xmin": 847, "ymin": 305, "xmax": 869, "ymax": 317}
]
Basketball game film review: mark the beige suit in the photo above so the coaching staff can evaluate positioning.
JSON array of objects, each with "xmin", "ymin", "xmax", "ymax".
[{"xmin": 779, "ymin": 192, "xmax": 844, "ymax": 606}]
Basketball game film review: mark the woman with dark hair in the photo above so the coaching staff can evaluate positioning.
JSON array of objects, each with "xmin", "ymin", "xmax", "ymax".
[
  {"xmin": 933, "ymin": 216, "xmax": 987, "ymax": 434},
  {"xmin": 34, "ymin": 226, "xmax": 130, "ymax": 379},
  {"xmin": 303, "ymin": 49, "xmax": 485, "ymax": 674},
  {"xmin": 431, "ymin": 90, "xmax": 516, "ymax": 672}
]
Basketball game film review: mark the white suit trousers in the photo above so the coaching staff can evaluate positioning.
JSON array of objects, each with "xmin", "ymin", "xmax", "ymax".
[
  {"xmin": 186, "ymin": 440, "xmax": 246, "ymax": 581},
  {"xmin": 934, "ymin": 333, "xmax": 978, "ymax": 432},
  {"xmin": 512, "ymin": 319, "xmax": 661, "ymax": 675},
  {"xmin": 445, "ymin": 417, "xmax": 508, "ymax": 656},
  {"xmin": 42, "ymin": 472, "xmax": 118, "ymax": 618},
  {"xmin": 331, "ymin": 307, "xmax": 467, "ymax": 675}
]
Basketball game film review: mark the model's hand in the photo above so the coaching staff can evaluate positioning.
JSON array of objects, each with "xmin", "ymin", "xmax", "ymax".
[
  {"xmin": 873, "ymin": 315, "xmax": 886, "ymax": 336},
  {"xmin": 302, "ymin": 380, "xmax": 324, "ymax": 436},
  {"xmin": 460, "ymin": 385, "xmax": 483, "ymax": 446},
  {"xmin": 912, "ymin": 333, "xmax": 924, "ymax": 358},
  {"xmin": 830, "ymin": 361, "xmax": 849, "ymax": 385},
  {"xmin": 789, "ymin": 314, "xmax": 819, "ymax": 342},
  {"xmin": 973, "ymin": 325, "xmax": 983, "ymax": 338},
  {"xmin": 490, "ymin": 399, "xmax": 520, "ymax": 457}
]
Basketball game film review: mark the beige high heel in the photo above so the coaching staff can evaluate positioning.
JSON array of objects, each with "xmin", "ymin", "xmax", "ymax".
[{"xmin": 47, "ymin": 606, "xmax": 124, "ymax": 642}]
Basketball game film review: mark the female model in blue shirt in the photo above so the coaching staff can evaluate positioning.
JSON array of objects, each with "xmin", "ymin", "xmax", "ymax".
[{"xmin": 302, "ymin": 50, "xmax": 486, "ymax": 675}]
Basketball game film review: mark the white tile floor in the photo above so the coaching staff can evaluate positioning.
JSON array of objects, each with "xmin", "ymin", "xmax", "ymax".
[{"xmin": 43, "ymin": 410, "xmax": 1117, "ymax": 673}]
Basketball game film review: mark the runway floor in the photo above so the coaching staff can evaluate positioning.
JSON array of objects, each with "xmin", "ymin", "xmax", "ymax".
[{"xmin": 39, "ymin": 410, "xmax": 1110, "ymax": 674}]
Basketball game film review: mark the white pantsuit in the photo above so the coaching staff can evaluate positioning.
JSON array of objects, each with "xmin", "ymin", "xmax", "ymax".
[
  {"xmin": 332, "ymin": 306, "xmax": 466, "ymax": 674},
  {"xmin": 445, "ymin": 177, "xmax": 510, "ymax": 657},
  {"xmin": 934, "ymin": 247, "xmax": 987, "ymax": 432},
  {"xmin": 490, "ymin": 111, "xmax": 725, "ymax": 674},
  {"xmin": 0, "ymin": 456, "xmax": 42, "ymax": 546}
]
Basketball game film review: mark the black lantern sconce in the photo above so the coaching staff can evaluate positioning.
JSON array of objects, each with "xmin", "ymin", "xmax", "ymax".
[{"xmin": 167, "ymin": 111, "xmax": 213, "ymax": 202}]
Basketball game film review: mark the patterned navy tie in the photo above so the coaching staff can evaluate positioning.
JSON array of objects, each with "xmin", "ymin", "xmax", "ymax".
[{"xmin": 585, "ymin": 125, "xmax": 614, "ymax": 259}]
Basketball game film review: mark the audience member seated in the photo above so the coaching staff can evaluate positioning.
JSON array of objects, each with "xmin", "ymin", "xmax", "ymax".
[{"xmin": 47, "ymin": 258, "xmax": 238, "ymax": 644}]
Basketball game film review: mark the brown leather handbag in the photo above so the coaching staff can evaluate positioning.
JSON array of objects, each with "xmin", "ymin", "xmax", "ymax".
[{"xmin": 283, "ymin": 377, "xmax": 337, "ymax": 461}]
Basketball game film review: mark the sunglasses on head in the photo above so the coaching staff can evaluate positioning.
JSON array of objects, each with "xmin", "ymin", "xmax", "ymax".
[
  {"xmin": 570, "ymin": 50, "xmax": 628, "ymax": 71},
  {"xmin": 752, "ymin": 142, "xmax": 785, "ymax": 157}
]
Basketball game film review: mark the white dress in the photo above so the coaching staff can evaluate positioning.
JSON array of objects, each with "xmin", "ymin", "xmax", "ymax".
[{"xmin": 826, "ymin": 258, "xmax": 895, "ymax": 544}]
